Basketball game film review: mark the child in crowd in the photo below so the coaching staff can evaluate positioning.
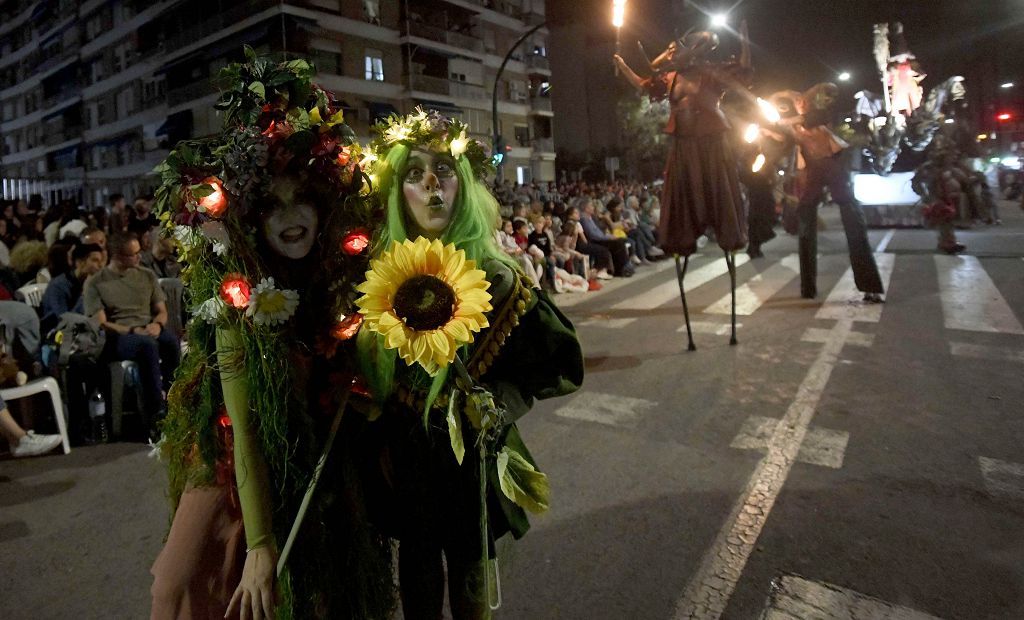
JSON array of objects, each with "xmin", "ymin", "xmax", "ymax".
[
  {"xmin": 556, "ymin": 220, "xmax": 608, "ymax": 280},
  {"xmin": 499, "ymin": 219, "xmax": 542, "ymax": 285},
  {"xmin": 513, "ymin": 219, "xmax": 545, "ymax": 284}
]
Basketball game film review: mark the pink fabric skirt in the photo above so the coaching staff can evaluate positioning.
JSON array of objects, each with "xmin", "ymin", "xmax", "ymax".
[{"xmin": 150, "ymin": 482, "xmax": 245, "ymax": 620}]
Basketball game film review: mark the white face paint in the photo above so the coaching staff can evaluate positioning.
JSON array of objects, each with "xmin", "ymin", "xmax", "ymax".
[
  {"xmin": 401, "ymin": 149, "xmax": 458, "ymax": 239},
  {"xmin": 262, "ymin": 202, "xmax": 318, "ymax": 260}
]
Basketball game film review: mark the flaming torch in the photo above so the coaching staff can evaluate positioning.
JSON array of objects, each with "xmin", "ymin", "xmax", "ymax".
[{"xmin": 612, "ymin": 0, "xmax": 627, "ymax": 74}]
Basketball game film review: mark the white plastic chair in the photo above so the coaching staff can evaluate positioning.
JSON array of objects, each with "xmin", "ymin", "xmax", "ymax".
[
  {"xmin": 16, "ymin": 282, "xmax": 47, "ymax": 308},
  {"xmin": 1, "ymin": 377, "xmax": 71, "ymax": 454}
]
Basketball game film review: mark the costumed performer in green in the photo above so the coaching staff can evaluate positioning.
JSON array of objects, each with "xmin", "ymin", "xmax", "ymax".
[
  {"xmin": 149, "ymin": 49, "xmax": 393, "ymax": 619},
  {"xmin": 353, "ymin": 109, "xmax": 584, "ymax": 619}
]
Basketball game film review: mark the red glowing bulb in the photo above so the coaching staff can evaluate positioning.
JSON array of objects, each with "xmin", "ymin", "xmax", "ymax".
[
  {"xmin": 198, "ymin": 176, "xmax": 228, "ymax": 217},
  {"xmin": 341, "ymin": 228, "xmax": 371, "ymax": 255},
  {"xmin": 331, "ymin": 313, "xmax": 364, "ymax": 341},
  {"xmin": 219, "ymin": 273, "xmax": 251, "ymax": 309}
]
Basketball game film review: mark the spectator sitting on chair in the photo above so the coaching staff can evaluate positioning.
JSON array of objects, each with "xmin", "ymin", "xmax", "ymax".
[
  {"xmin": 80, "ymin": 227, "xmax": 108, "ymax": 265},
  {"xmin": 140, "ymin": 229, "xmax": 181, "ymax": 279},
  {"xmin": 0, "ymin": 395, "xmax": 62, "ymax": 457},
  {"xmin": 40, "ymin": 243, "xmax": 104, "ymax": 334},
  {"xmin": 84, "ymin": 233, "xmax": 179, "ymax": 438}
]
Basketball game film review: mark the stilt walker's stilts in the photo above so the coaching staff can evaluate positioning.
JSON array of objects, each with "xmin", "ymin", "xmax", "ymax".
[
  {"xmin": 725, "ymin": 250, "xmax": 738, "ymax": 345},
  {"xmin": 674, "ymin": 254, "xmax": 696, "ymax": 351}
]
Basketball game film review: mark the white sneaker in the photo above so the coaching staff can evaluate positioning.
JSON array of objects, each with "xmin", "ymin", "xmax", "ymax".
[
  {"xmin": 11, "ymin": 431, "xmax": 62, "ymax": 457},
  {"xmin": 696, "ymin": 235, "xmax": 708, "ymax": 249},
  {"xmin": 630, "ymin": 255, "xmax": 642, "ymax": 265},
  {"xmin": 596, "ymin": 269, "xmax": 614, "ymax": 280},
  {"xmin": 648, "ymin": 246, "xmax": 665, "ymax": 257}
]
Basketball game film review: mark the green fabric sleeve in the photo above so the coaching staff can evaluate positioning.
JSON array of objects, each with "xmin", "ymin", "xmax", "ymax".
[
  {"xmin": 216, "ymin": 327, "xmax": 275, "ymax": 551},
  {"xmin": 484, "ymin": 288, "xmax": 584, "ymax": 422}
]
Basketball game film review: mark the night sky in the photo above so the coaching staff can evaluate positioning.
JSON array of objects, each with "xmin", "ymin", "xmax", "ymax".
[{"xmin": 549, "ymin": 0, "xmax": 1024, "ymax": 102}]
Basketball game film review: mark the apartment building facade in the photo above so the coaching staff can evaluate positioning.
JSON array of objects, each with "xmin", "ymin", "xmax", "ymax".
[{"xmin": 0, "ymin": 0, "xmax": 555, "ymax": 206}]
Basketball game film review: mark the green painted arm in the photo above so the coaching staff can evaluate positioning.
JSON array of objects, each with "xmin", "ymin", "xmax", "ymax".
[{"xmin": 216, "ymin": 327, "xmax": 275, "ymax": 551}]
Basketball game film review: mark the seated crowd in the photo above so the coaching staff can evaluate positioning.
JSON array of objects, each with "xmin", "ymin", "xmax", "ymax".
[
  {"xmin": 0, "ymin": 193, "xmax": 181, "ymax": 456},
  {"xmin": 494, "ymin": 179, "xmax": 665, "ymax": 292}
]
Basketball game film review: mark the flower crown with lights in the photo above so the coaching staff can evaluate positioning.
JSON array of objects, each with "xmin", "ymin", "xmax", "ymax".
[
  {"xmin": 153, "ymin": 46, "xmax": 377, "ymax": 333},
  {"xmin": 367, "ymin": 107, "xmax": 494, "ymax": 179}
]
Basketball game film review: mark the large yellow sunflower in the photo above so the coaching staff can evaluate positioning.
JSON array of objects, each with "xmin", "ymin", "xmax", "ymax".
[{"xmin": 356, "ymin": 237, "xmax": 492, "ymax": 375}]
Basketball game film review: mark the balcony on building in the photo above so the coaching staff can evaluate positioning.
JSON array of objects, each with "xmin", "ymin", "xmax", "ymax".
[
  {"xmin": 42, "ymin": 102, "xmax": 84, "ymax": 147},
  {"xmin": 529, "ymin": 95, "xmax": 552, "ymax": 115},
  {"xmin": 531, "ymin": 136, "xmax": 554, "ymax": 155},
  {"xmin": 402, "ymin": 1, "xmax": 485, "ymax": 58}
]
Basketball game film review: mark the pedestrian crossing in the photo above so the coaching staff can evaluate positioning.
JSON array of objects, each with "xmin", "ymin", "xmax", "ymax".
[
  {"xmin": 934, "ymin": 255, "xmax": 1024, "ymax": 334},
  {"xmin": 568, "ymin": 251, "xmax": 1023, "ymax": 338}
]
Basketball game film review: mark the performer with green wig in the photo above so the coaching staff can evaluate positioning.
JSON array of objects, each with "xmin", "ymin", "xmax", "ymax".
[
  {"xmin": 354, "ymin": 109, "xmax": 584, "ymax": 619},
  {"xmin": 148, "ymin": 49, "xmax": 393, "ymax": 619}
]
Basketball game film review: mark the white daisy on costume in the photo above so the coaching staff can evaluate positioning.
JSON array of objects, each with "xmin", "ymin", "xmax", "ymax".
[
  {"xmin": 245, "ymin": 277, "xmax": 300, "ymax": 325},
  {"xmin": 195, "ymin": 296, "xmax": 228, "ymax": 324}
]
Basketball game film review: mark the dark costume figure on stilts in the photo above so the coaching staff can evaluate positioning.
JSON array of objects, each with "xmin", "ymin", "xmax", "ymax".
[
  {"xmin": 777, "ymin": 83, "xmax": 885, "ymax": 302},
  {"xmin": 614, "ymin": 24, "xmax": 752, "ymax": 349}
]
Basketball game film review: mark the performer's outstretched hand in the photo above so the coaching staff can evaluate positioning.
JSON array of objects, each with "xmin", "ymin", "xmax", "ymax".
[
  {"xmin": 613, "ymin": 54, "xmax": 645, "ymax": 91},
  {"xmin": 226, "ymin": 545, "xmax": 277, "ymax": 619}
]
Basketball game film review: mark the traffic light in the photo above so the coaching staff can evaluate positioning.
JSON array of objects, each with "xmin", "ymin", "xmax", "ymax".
[{"xmin": 492, "ymin": 136, "xmax": 507, "ymax": 165}]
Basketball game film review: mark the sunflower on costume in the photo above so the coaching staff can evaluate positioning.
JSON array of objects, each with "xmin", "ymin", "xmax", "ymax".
[{"xmin": 356, "ymin": 237, "xmax": 492, "ymax": 376}]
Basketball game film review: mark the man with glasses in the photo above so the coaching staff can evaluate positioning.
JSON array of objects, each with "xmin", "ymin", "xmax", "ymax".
[{"xmin": 84, "ymin": 232, "xmax": 179, "ymax": 439}]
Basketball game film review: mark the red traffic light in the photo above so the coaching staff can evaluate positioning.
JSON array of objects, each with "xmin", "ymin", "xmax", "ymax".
[{"xmin": 997, "ymin": 113, "xmax": 1013, "ymax": 121}]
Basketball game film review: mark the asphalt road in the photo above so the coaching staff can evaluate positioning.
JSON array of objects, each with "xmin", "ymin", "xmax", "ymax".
[{"xmin": 3, "ymin": 202, "xmax": 1023, "ymax": 620}]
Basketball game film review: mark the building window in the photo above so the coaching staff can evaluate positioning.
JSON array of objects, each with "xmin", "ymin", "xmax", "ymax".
[
  {"xmin": 514, "ymin": 124, "xmax": 530, "ymax": 147},
  {"xmin": 363, "ymin": 0, "xmax": 381, "ymax": 25},
  {"xmin": 364, "ymin": 50, "xmax": 384, "ymax": 81},
  {"xmin": 311, "ymin": 49, "xmax": 342, "ymax": 76}
]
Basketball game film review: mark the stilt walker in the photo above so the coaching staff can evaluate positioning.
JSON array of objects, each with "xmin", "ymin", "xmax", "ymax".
[{"xmin": 615, "ymin": 23, "xmax": 756, "ymax": 349}]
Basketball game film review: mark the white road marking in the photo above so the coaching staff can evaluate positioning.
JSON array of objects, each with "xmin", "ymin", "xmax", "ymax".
[
  {"xmin": 875, "ymin": 228, "xmax": 896, "ymax": 253},
  {"xmin": 949, "ymin": 342, "xmax": 1024, "ymax": 364},
  {"xmin": 979, "ymin": 456, "xmax": 1024, "ymax": 501},
  {"xmin": 577, "ymin": 314, "xmax": 639, "ymax": 329},
  {"xmin": 730, "ymin": 416, "xmax": 849, "ymax": 469},
  {"xmin": 704, "ymin": 255, "xmax": 800, "ymax": 316},
  {"xmin": 610, "ymin": 255, "xmax": 752, "ymax": 327},
  {"xmin": 552, "ymin": 258, "xmax": 675, "ymax": 308},
  {"xmin": 678, "ymin": 321, "xmax": 744, "ymax": 335},
  {"xmin": 816, "ymin": 253, "xmax": 895, "ymax": 323},
  {"xmin": 553, "ymin": 392, "xmax": 657, "ymax": 428},
  {"xmin": 802, "ymin": 327, "xmax": 873, "ymax": 347},
  {"xmin": 934, "ymin": 255, "xmax": 1024, "ymax": 334},
  {"xmin": 761, "ymin": 575, "xmax": 944, "ymax": 620},
  {"xmin": 674, "ymin": 314, "xmax": 855, "ymax": 619},
  {"xmin": 845, "ymin": 331, "xmax": 875, "ymax": 348}
]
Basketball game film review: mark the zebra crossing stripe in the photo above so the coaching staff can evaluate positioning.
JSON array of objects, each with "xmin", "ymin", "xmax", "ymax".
[
  {"xmin": 761, "ymin": 575, "xmax": 944, "ymax": 619},
  {"xmin": 934, "ymin": 255, "xmax": 1024, "ymax": 334},
  {"xmin": 704, "ymin": 254, "xmax": 800, "ymax": 316},
  {"xmin": 949, "ymin": 342, "xmax": 1024, "ymax": 364},
  {"xmin": 815, "ymin": 253, "xmax": 895, "ymax": 323},
  {"xmin": 553, "ymin": 392, "xmax": 658, "ymax": 428},
  {"xmin": 611, "ymin": 254, "xmax": 751, "ymax": 320}
]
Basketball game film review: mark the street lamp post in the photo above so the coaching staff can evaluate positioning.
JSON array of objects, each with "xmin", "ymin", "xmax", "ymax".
[{"xmin": 492, "ymin": 22, "xmax": 545, "ymax": 185}]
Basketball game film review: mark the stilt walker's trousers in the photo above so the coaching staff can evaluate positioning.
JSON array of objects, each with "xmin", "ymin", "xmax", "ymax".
[{"xmin": 797, "ymin": 153, "xmax": 884, "ymax": 297}]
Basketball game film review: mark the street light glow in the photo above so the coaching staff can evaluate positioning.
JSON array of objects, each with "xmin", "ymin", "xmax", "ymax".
[
  {"xmin": 838, "ymin": 71, "xmax": 851, "ymax": 81},
  {"xmin": 751, "ymin": 153, "xmax": 766, "ymax": 172},
  {"xmin": 756, "ymin": 98, "xmax": 780, "ymax": 123},
  {"xmin": 1001, "ymin": 82, "xmax": 1015, "ymax": 89},
  {"xmin": 743, "ymin": 124, "xmax": 760, "ymax": 143},
  {"xmin": 612, "ymin": 0, "xmax": 626, "ymax": 28},
  {"xmin": 711, "ymin": 13, "xmax": 727, "ymax": 28}
]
